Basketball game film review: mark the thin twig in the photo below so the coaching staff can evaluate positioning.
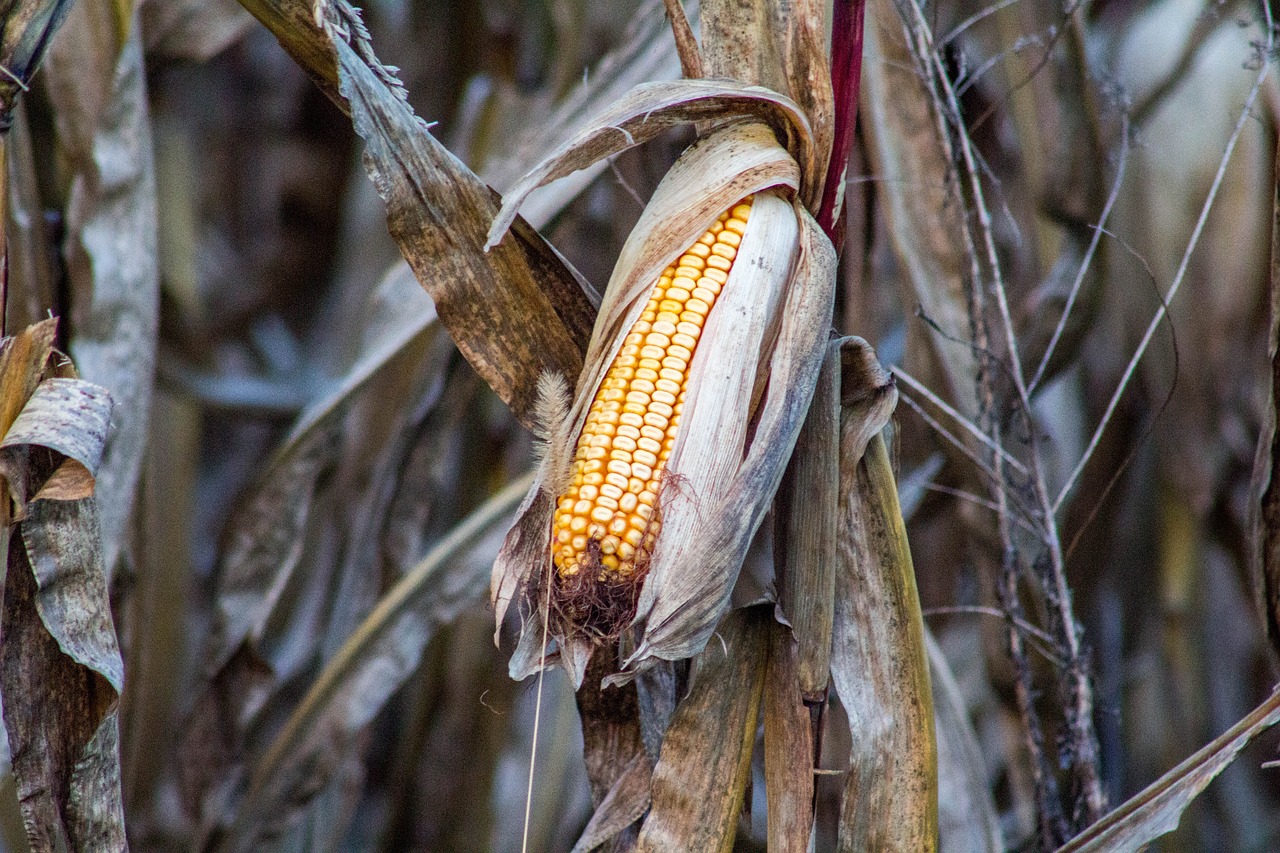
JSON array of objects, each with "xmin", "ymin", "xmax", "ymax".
[
  {"xmin": 893, "ymin": 365, "xmax": 1029, "ymax": 475},
  {"xmin": 1028, "ymin": 117, "xmax": 1131, "ymax": 395},
  {"xmin": 921, "ymin": 482, "xmax": 1041, "ymax": 536},
  {"xmin": 941, "ymin": 0, "xmax": 1026, "ymax": 47},
  {"xmin": 896, "ymin": 392, "xmax": 1004, "ymax": 486},
  {"xmin": 1054, "ymin": 22, "xmax": 1277, "ymax": 514},
  {"xmin": 902, "ymin": 0, "xmax": 1106, "ymax": 825},
  {"xmin": 923, "ymin": 605, "xmax": 1063, "ymax": 662}
]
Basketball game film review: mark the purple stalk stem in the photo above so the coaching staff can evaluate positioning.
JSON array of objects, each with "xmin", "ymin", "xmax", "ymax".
[{"xmin": 818, "ymin": 0, "xmax": 867, "ymax": 254}]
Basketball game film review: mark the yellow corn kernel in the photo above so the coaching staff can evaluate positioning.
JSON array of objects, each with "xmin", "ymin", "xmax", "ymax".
[{"xmin": 552, "ymin": 197, "xmax": 753, "ymax": 581}]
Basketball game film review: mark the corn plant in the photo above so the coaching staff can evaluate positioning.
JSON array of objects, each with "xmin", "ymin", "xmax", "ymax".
[{"xmin": 0, "ymin": 0, "xmax": 1278, "ymax": 851}]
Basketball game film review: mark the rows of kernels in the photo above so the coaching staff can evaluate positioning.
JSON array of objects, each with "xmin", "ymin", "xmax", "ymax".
[{"xmin": 552, "ymin": 199, "xmax": 753, "ymax": 580}]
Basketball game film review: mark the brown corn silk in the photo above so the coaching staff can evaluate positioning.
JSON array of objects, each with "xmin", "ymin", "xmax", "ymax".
[{"xmin": 551, "ymin": 198, "xmax": 754, "ymax": 633}]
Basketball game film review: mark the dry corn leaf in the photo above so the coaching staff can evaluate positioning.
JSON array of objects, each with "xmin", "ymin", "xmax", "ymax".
[
  {"xmin": 762, "ymin": 620, "xmax": 816, "ymax": 853},
  {"xmin": 570, "ymin": 749, "xmax": 652, "ymax": 853},
  {"xmin": 859, "ymin": 0, "xmax": 977, "ymax": 420},
  {"xmin": 236, "ymin": 0, "xmax": 595, "ymax": 427},
  {"xmin": 0, "ymin": 0, "xmax": 75, "ymax": 125},
  {"xmin": 830, "ymin": 340, "xmax": 937, "ymax": 852},
  {"xmin": 1257, "ymin": 118, "xmax": 1280, "ymax": 653},
  {"xmin": 216, "ymin": 475, "xmax": 530, "ymax": 853},
  {"xmin": 43, "ymin": 7, "xmax": 158, "ymax": 578},
  {"xmin": 0, "ymin": 321, "xmax": 125, "ymax": 853},
  {"xmin": 927, "ymin": 632, "xmax": 1003, "ymax": 853},
  {"xmin": 0, "ymin": 378, "xmax": 112, "ymax": 506},
  {"xmin": 181, "ymin": 268, "xmax": 441, "ymax": 836},
  {"xmin": 774, "ymin": 337, "xmax": 840, "ymax": 700},
  {"xmin": 207, "ymin": 267, "xmax": 438, "ymax": 668},
  {"xmin": 480, "ymin": 1, "xmax": 686, "ymax": 227},
  {"xmin": 1056, "ymin": 686, "xmax": 1280, "ymax": 852},
  {"xmin": 633, "ymin": 605, "xmax": 769, "ymax": 853}
]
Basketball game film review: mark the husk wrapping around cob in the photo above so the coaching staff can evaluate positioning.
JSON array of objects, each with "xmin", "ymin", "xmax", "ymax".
[{"xmin": 490, "ymin": 105, "xmax": 835, "ymax": 688}]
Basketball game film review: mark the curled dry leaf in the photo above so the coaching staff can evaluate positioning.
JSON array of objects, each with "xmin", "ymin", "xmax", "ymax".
[
  {"xmin": 485, "ymin": 78, "xmax": 817, "ymax": 250},
  {"xmin": 0, "ymin": 321, "xmax": 126, "ymax": 852},
  {"xmin": 829, "ymin": 339, "xmax": 938, "ymax": 852},
  {"xmin": 0, "ymin": 378, "xmax": 112, "ymax": 507},
  {"xmin": 1056, "ymin": 687, "xmax": 1280, "ymax": 853},
  {"xmin": 490, "ymin": 113, "xmax": 835, "ymax": 687}
]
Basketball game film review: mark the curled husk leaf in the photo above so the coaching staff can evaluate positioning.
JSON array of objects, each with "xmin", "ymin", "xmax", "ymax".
[{"xmin": 491, "ymin": 99, "xmax": 835, "ymax": 688}]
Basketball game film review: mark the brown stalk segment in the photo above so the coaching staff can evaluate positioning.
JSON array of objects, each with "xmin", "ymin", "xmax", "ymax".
[{"xmin": 549, "ymin": 197, "xmax": 754, "ymax": 628}]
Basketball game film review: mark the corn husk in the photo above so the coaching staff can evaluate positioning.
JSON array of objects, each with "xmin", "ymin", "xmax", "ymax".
[{"xmin": 489, "ymin": 84, "xmax": 835, "ymax": 687}]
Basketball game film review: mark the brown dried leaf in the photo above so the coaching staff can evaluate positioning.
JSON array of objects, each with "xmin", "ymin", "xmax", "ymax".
[
  {"xmin": 831, "ymin": 416, "xmax": 937, "ymax": 851},
  {"xmin": 570, "ymin": 750, "xmax": 652, "ymax": 853},
  {"xmin": 1257, "ymin": 119, "xmax": 1280, "ymax": 654},
  {"xmin": 234, "ymin": 0, "xmax": 595, "ymax": 427},
  {"xmin": 44, "ymin": 11, "xmax": 158, "ymax": 576},
  {"xmin": 2, "ymin": 508, "xmax": 126, "ymax": 853},
  {"xmin": 207, "ymin": 268, "xmax": 438, "ymax": 667},
  {"xmin": 860, "ymin": 0, "xmax": 977, "ymax": 419},
  {"xmin": 1056, "ymin": 687, "xmax": 1280, "ymax": 853},
  {"xmin": 774, "ymin": 337, "xmax": 840, "ymax": 700},
  {"xmin": 0, "ymin": 0, "xmax": 76, "ymax": 123},
  {"xmin": 216, "ymin": 475, "xmax": 530, "ymax": 853},
  {"xmin": 763, "ymin": 621, "xmax": 816, "ymax": 853},
  {"xmin": 0, "ymin": 318, "xmax": 56, "ymax": 436},
  {"xmin": 337, "ymin": 40, "xmax": 595, "ymax": 426},
  {"xmin": 634, "ymin": 605, "xmax": 769, "ymax": 853},
  {"xmin": 0, "ymin": 378, "xmax": 112, "ymax": 506},
  {"xmin": 0, "ymin": 323, "xmax": 125, "ymax": 852}
]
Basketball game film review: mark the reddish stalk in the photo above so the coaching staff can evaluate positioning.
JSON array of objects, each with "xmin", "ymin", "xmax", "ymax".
[{"xmin": 817, "ymin": 0, "xmax": 866, "ymax": 251}]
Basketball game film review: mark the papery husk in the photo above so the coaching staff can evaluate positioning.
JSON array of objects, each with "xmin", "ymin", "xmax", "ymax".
[{"xmin": 492, "ymin": 118, "xmax": 834, "ymax": 688}]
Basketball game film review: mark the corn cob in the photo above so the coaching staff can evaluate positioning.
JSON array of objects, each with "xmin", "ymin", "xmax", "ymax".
[{"xmin": 551, "ymin": 197, "xmax": 754, "ymax": 582}]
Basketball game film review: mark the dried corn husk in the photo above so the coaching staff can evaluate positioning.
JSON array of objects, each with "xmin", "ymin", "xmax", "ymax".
[{"xmin": 489, "ymin": 87, "xmax": 835, "ymax": 687}]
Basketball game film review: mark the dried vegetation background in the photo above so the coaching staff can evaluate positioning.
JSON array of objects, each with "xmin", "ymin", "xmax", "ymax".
[{"xmin": 2, "ymin": 0, "xmax": 1280, "ymax": 850}]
